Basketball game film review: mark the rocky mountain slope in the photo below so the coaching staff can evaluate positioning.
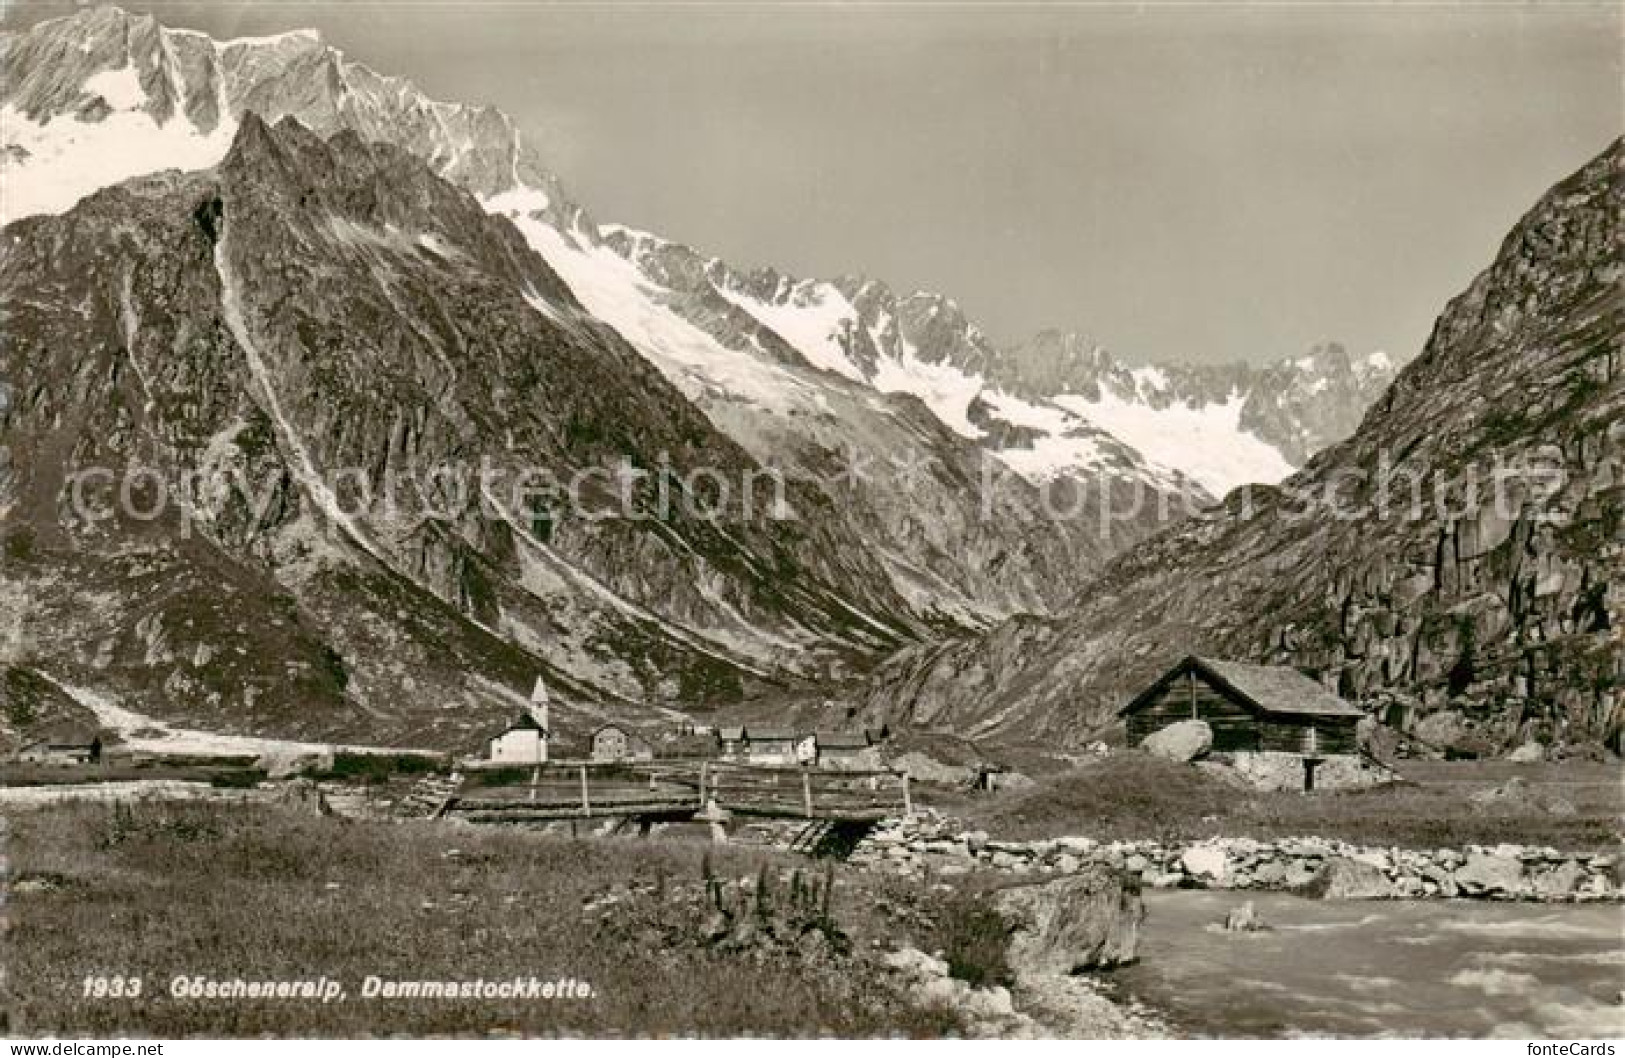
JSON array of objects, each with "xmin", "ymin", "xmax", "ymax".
[
  {"xmin": 3, "ymin": 115, "xmax": 957, "ymax": 744},
  {"xmin": 864, "ymin": 139, "xmax": 1624, "ymax": 755}
]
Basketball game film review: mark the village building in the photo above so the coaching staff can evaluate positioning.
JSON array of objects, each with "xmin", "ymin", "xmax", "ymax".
[
  {"xmin": 488, "ymin": 712, "xmax": 547, "ymax": 764},
  {"xmin": 794, "ymin": 734, "xmax": 818, "ymax": 767},
  {"xmin": 488, "ymin": 676, "xmax": 551, "ymax": 764},
  {"xmin": 813, "ymin": 731, "xmax": 877, "ymax": 771},
  {"xmin": 16, "ymin": 724, "xmax": 103, "ymax": 765},
  {"xmin": 1120, "ymin": 656, "xmax": 1369, "ymax": 791},
  {"xmin": 717, "ymin": 726, "xmax": 747, "ymax": 760},
  {"xmin": 741, "ymin": 728, "xmax": 800, "ymax": 767},
  {"xmin": 590, "ymin": 723, "xmax": 653, "ymax": 762}
]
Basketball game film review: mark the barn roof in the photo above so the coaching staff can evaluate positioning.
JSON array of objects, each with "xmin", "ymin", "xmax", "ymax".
[
  {"xmin": 718, "ymin": 726, "xmax": 746, "ymax": 741},
  {"xmin": 747, "ymin": 728, "xmax": 798, "ymax": 742},
  {"xmin": 1121, "ymin": 656, "xmax": 1363, "ymax": 719},
  {"xmin": 22, "ymin": 723, "xmax": 101, "ymax": 748},
  {"xmin": 815, "ymin": 732, "xmax": 871, "ymax": 750}
]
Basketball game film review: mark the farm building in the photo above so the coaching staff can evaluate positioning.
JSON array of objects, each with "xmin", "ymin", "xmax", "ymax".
[
  {"xmin": 15, "ymin": 724, "xmax": 103, "ymax": 765},
  {"xmin": 794, "ymin": 734, "xmax": 818, "ymax": 766},
  {"xmin": 590, "ymin": 723, "xmax": 652, "ymax": 762},
  {"xmin": 1120, "ymin": 656, "xmax": 1367, "ymax": 791},
  {"xmin": 717, "ymin": 726, "xmax": 747, "ymax": 759},
  {"xmin": 814, "ymin": 732, "xmax": 877, "ymax": 770},
  {"xmin": 742, "ymin": 729, "xmax": 800, "ymax": 766}
]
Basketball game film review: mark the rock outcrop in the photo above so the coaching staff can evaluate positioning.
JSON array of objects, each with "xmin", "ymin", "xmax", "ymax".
[{"xmin": 992, "ymin": 869, "xmax": 1143, "ymax": 975}]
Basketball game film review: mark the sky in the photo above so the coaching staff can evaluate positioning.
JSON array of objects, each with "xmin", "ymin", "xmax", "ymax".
[{"xmin": 7, "ymin": 1, "xmax": 1620, "ymax": 365}]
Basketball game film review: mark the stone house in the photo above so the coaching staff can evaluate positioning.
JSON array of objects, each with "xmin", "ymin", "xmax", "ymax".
[{"xmin": 590, "ymin": 723, "xmax": 652, "ymax": 762}]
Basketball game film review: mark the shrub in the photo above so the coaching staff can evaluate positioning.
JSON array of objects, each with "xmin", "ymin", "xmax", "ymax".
[{"xmin": 932, "ymin": 892, "xmax": 1014, "ymax": 990}]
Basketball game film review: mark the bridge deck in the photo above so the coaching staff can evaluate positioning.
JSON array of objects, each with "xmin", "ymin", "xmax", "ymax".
[{"xmin": 440, "ymin": 760, "xmax": 909, "ymax": 825}]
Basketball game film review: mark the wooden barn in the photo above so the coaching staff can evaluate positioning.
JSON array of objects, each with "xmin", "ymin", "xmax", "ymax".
[
  {"xmin": 813, "ymin": 731, "xmax": 876, "ymax": 770},
  {"xmin": 1120, "ymin": 656, "xmax": 1362, "ymax": 761},
  {"xmin": 15, "ymin": 724, "xmax": 103, "ymax": 765},
  {"xmin": 742, "ymin": 729, "xmax": 800, "ymax": 766}
]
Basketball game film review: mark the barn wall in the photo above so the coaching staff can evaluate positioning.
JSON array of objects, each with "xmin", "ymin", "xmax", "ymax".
[
  {"xmin": 1125, "ymin": 671, "xmax": 1359, "ymax": 756},
  {"xmin": 1256, "ymin": 718, "xmax": 1359, "ymax": 755},
  {"xmin": 1125, "ymin": 674, "xmax": 1258, "ymax": 751}
]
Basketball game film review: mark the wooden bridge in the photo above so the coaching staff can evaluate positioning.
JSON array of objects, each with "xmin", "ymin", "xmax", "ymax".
[{"xmin": 437, "ymin": 759, "xmax": 911, "ymax": 848}]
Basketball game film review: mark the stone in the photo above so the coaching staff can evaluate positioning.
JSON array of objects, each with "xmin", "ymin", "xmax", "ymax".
[
  {"xmin": 992, "ymin": 867, "xmax": 1144, "ymax": 975},
  {"xmin": 1217, "ymin": 901, "xmax": 1271, "ymax": 932},
  {"xmin": 1298, "ymin": 856, "xmax": 1392, "ymax": 900},
  {"xmin": 271, "ymin": 778, "xmax": 333, "ymax": 816},
  {"xmin": 257, "ymin": 749, "xmax": 335, "ymax": 780},
  {"xmin": 1054, "ymin": 854, "xmax": 1082, "ymax": 874},
  {"xmin": 1454, "ymin": 854, "xmax": 1524, "ymax": 897},
  {"xmin": 1179, "ymin": 844, "xmax": 1228, "ymax": 884},
  {"xmin": 1533, "ymin": 860, "xmax": 1585, "ymax": 900},
  {"xmin": 1507, "ymin": 742, "xmax": 1545, "ymax": 763},
  {"xmin": 1251, "ymin": 859, "xmax": 1288, "ymax": 887},
  {"xmin": 1140, "ymin": 720, "xmax": 1213, "ymax": 763}
]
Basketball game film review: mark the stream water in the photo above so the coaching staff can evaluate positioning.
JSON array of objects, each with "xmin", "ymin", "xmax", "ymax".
[{"xmin": 1111, "ymin": 890, "xmax": 1624, "ymax": 1038}]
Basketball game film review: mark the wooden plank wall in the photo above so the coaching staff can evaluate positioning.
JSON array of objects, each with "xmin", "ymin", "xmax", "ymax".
[{"xmin": 1126, "ymin": 671, "xmax": 1358, "ymax": 755}]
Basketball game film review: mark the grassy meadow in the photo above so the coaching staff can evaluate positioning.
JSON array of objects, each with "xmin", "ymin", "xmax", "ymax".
[
  {"xmin": 2, "ymin": 801, "xmax": 964, "ymax": 1038},
  {"xmin": 929, "ymin": 752, "xmax": 1624, "ymax": 851}
]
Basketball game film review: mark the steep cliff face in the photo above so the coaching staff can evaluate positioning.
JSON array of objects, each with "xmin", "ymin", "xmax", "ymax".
[{"xmin": 866, "ymin": 140, "xmax": 1624, "ymax": 755}]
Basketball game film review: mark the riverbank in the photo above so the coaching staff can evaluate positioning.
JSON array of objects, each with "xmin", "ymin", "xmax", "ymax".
[{"xmin": 850, "ymin": 816, "xmax": 1621, "ymax": 903}]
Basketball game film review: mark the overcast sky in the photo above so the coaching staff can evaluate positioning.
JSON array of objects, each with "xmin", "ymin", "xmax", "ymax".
[{"xmin": 9, "ymin": 1, "xmax": 1620, "ymax": 364}]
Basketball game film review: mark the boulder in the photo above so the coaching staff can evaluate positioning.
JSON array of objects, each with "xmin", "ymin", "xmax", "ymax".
[
  {"xmin": 1298, "ymin": 856, "xmax": 1392, "ymax": 900},
  {"xmin": 271, "ymin": 778, "xmax": 333, "ymax": 817},
  {"xmin": 992, "ymin": 867, "xmax": 1144, "ymax": 975},
  {"xmin": 1533, "ymin": 860, "xmax": 1585, "ymax": 900},
  {"xmin": 1217, "ymin": 901, "xmax": 1271, "ymax": 932},
  {"xmin": 1180, "ymin": 844, "xmax": 1228, "ymax": 884},
  {"xmin": 1140, "ymin": 720, "xmax": 1212, "ymax": 763},
  {"xmin": 1507, "ymin": 742, "xmax": 1545, "ymax": 763},
  {"xmin": 1251, "ymin": 859, "xmax": 1288, "ymax": 888},
  {"xmin": 1455, "ymin": 853, "xmax": 1524, "ymax": 897},
  {"xmin": 257, "ymin": 748, "xmax": 335, "ymax": 780}
]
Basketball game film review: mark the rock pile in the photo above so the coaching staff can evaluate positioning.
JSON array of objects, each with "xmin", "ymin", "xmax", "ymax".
[{"xmin": 849, "ymin": 819, "xmax": 1620, "ymax": 903}]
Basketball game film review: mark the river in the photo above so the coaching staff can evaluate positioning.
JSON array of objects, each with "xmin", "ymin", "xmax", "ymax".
[{"xmin": 1110, "ymin": 890, "xmax": 1624, "ymax": 1038}]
